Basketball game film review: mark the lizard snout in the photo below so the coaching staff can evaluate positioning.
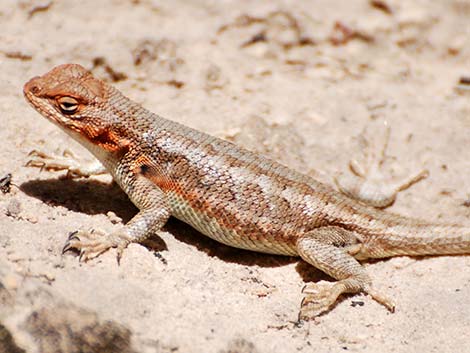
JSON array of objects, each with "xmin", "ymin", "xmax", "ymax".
[{"xmin": 23, "ymin": 76, "xmax": 42, "ymax": 96}]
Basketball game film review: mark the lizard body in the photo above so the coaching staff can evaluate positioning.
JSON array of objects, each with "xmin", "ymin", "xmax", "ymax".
[{"xmin": 23, "ymin": 64, "xmax": 470, "ymax": 318}]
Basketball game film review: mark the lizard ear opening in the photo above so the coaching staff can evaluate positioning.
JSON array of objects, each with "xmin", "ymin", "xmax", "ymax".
[{"xmin": 57, "ymin": 96, "xmax": 79, "ymax": 115}]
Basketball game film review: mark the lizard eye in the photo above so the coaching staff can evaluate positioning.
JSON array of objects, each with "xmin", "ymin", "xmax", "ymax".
[{"xmin": 57, "ymin": 96, "xmax": 79, "ymax": 114}]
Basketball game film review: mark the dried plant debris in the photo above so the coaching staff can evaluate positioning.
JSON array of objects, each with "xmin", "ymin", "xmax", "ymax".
[
  {"xmin": 459, "ymin": 76, "xmax": 470, "ymax": 85},
  {"xmin": 91, "ymin": 57, "xmax": 128, "ymax": 82},
  {"xmin": 329, "ymin": 21, "xmax": 374, "ymax": 46},
  {"xmin": 132, "ymin": 38, "xmax": 184, "ymax": 70},
  {"xmin": 132, "ymin": 39, "xmax": 186, "ymax": 88},
  {"xmin": 28, "ymin": 1, "xmax": 52, "ymax": 18},
  {"xmin": 218, "ymin": 11, "xmax": 315, "ymax": 50},
  {"xmin": 19, "ymin": 0, "xmax": 53, "ymax": 19},
  {"xmin": 1, "ymin": 51, "xmax": 32, "ymax": 61},
  {"xmin": 370, "ymin": 0, "xmax": 393, "ymax": 15},
  {"xmin": 456, "ymin": 76, "xmax": 470, "ymax": 91},
  {"xmin": 204, "ymin": 64, "xmax": 229, "ymax": 91}
]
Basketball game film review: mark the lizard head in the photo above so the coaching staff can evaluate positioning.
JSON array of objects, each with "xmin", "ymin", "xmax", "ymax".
[{"xmin": 24, "ymin": 63, "xmax": 129, "ymax": 153}]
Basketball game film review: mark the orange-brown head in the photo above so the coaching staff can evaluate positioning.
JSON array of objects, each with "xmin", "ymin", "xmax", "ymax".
[{"xmin": 23, "ymin": 64, "xmax": 129, "ymax": 153}]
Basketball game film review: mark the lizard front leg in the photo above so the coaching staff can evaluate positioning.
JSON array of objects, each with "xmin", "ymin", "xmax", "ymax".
[
  {"xmin": 63, "ymin": 175, "xmax": 170, "ymax": 262},
  {"xmin": 26, "ymin": 149, "xmax": 108, "ymax": 177},
  {"xmin": 297, "ymin": 226, "xmax": 395, "ymax": 320}
]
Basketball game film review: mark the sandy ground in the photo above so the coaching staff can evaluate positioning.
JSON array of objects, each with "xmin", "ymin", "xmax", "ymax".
[{"xmin": 1, "ymin": 0, "xmax": 470, "ymax": 352}]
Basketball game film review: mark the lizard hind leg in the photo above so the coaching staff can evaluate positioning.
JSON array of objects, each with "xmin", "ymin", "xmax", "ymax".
[{"xmin": 296, "ymin": 226, "xmax": 395, "ymax": 320}]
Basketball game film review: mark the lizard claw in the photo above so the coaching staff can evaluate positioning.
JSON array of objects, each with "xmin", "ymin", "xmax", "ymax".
[
  {"xmin": 116, "ymin": 244, "xmax": 126, "ymax": 265},
  {"xmin": 62, "ymin": 231, "xmax": 80, "ymax": 254},
  {"xmin": 62, "ymin": 242, "xmax": 74, "ymax": 254},
  {"xmin": 67, "ymin": 230, "xmax": 80, "ymax": 241},
  {"xmin": 61, "ymin": 229, "xmax": 130, "ymax": 262}
]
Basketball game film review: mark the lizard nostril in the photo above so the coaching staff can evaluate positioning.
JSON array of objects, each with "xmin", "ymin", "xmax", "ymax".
[
  {"xmin": 29, "ymin": 85, "xmax": 40, "ymax": 94},
  {"xmin": 24, "ymin": 76, "xmax": 42, "ymax": 95}
]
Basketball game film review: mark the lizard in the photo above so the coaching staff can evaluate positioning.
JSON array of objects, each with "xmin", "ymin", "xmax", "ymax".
[{"xmin": 23, "ymin": 63, "xmax": 470, "ymax": 320}]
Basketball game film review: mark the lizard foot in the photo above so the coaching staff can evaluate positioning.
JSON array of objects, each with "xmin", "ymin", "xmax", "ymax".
[
  {"xmin": 63, "ymin": 229, "xmax": 130, "ymax": 263},
  {"xmin": 299, "ymin": 281, "xmax": 396, "ymax": 321},
  {"xmin": 334, "ymin": 123, "xmax": 428, "ymax": 208},
  {"xmin": 26, "ymin": 149, "xmax": 106, "ymax": 178},
  {"xmin": 299, "ymin": 282, "xmax": 343, "ymax": 320}
]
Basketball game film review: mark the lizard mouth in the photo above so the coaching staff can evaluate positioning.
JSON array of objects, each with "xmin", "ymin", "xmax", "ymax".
[{"xmin": 23, "ymin": 89, "xmax": 47, "ymax": 120}]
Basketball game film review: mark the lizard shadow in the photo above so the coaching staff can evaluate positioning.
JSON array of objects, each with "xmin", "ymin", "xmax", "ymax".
[
  {"xmin": 21, "ymin": 178, "xmax": 323, "ymax": 273},
  {"xmin": 20, "ymin": 178, "xmax": 137, "ymax": 222},
  {"xmin": 21, "ymin": 177, "xmax": 167, "ymax": 252}
]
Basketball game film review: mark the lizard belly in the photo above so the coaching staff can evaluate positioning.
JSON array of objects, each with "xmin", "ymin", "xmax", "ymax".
[{"xmin": 167, "ymin": 191, "xmax": 298, "ymax": 256}]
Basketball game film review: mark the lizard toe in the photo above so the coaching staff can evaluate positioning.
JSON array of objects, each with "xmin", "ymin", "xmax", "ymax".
[
  {"xmin": 299, "ymin": 282, "xmax": 342, "ymax": 320},
  {"xmin": 62, "ymin": 229, "xmax": 128, "ymax": 262}
]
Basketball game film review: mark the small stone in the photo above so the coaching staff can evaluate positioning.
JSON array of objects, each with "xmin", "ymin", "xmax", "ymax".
[
  {"xmin": 25, "ymin": 215, "xmax": 38, "ymax": 224},
  {"xmin": 3, "ymin": 274, "xmax": 19, "ymax": 290},
  {"xmin": 43, "ymin": 272, "xmax": 55, "ymax": 282},
  {"xmin": 6, "ymin": 199, "xmax": 21, "ymax": 218}
]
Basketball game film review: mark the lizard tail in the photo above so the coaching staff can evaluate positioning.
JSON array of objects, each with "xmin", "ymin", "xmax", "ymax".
[{"xmin": 365, "ymin": 224, "xmax": 470, "ymax": 258}]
